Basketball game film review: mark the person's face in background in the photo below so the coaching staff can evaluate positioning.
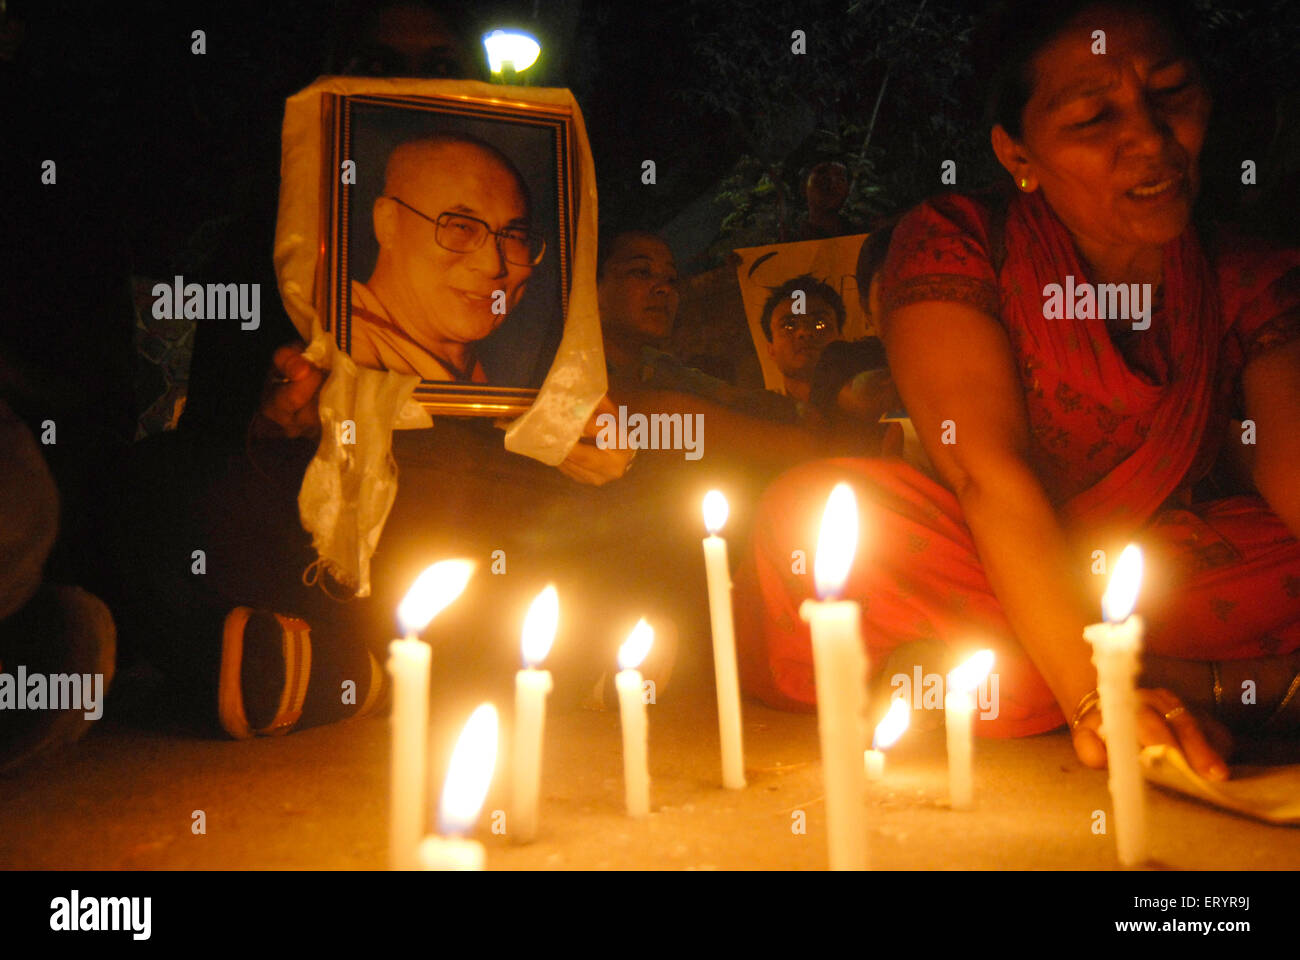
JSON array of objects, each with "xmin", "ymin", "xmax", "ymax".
[
  {"xmin": 341, "ymin": 2, "xmax": 476, "ymax": 79},
  {"xmin": 598, "ymin": 235, "xmax": 681, "ymax": 342},
  {"xmin": 374, "ymin": 142, "xmax": 534, "ymax": 348},
  {"xmin": 805, "ymin": 162, "xmax": 849, "ymax": 218},
  {"xmin": 767, "ymin": 294, "xmax": 843, "ymax": 383}
]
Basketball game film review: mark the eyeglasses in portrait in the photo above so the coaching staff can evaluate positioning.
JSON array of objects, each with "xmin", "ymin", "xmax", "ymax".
[{"xmin": 323, "ymin": 91, "xmax": 576, "ymax": 415}]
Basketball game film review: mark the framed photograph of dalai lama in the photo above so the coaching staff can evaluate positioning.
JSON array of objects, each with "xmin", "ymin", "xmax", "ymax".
[{"xmin": 323, "ymin": 91, "xmax": 576, "ymax": 415}]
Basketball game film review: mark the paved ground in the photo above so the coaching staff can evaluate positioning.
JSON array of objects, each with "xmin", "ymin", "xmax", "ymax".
[{"xmin": 2, "ymin": 661, "xmax": 1297, "ymax": 871}]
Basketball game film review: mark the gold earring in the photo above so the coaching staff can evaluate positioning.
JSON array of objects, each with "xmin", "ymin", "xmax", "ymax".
[{"xmin": 1019, "ymin": 178, "xmax": 1030, "ymax": 191}]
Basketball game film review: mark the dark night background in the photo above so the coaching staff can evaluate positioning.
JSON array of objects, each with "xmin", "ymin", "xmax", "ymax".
[{"xmin": 2, "ymin": 0, "xmax": 1298, "ymax": 587}]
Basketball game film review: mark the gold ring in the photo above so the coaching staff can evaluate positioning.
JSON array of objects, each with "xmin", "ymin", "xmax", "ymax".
[{"xmin": 1163, "ymin": 706, "xmax": 1187, "ymax": 722}]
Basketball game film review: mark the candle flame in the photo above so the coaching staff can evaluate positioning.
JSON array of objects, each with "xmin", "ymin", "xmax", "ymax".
[
  {"xmin": 873, "ymin": 697, "xmax": 911, "ymax": 750},
  {"xmin": 521, "ymin": 585, "xmax": 558, "ymax": 667},
  {"xmin": 618, "ymin": 618, "xmax": 654, "ymax": 671},
  {"xmin": 947, "ymin": 649, "xmax": 995, "ymax": 695},
  {"xmin": 438, "ymin": 703, "xmax": 498, "ymax": 836},
  {"xmin": 814, "ymin": 483, "xmax": 858, "ymax": 599},
  {"xmin": 398, "ymin": 559, "xmax": 475, "ymax": 635},
  {"xmin": 703, "ymin": 489, "xmax": 729, "ymax": 534},
  {"xmin": 1102, "ymin": 544, "xmax": 1143, "ymax": 623}
]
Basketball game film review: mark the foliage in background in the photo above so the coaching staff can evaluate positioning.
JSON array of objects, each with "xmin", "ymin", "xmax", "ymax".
[
  {"xmin": 681, "ymin": 0, "xmax": 1300, "ymax": 266},
  {"xmin": 1187, "ymin": 0, "xmax": 1299, "ymax": 79},
  {"xmin": 680, "ymin": 0, "xmax": 992, "ymax": 265}
]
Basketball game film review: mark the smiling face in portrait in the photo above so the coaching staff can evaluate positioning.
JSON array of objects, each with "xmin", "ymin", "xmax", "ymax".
[
  {"xmin": 994, "ymin": 5, "xmax": 1210, "ymax": 264},
  {"xmin": 373, "ymin": 140, "xmax": 534, "ymax": 350},
  {"xmin": 767, "ymin": 294, "xmax": 842, "ymax": 382}
]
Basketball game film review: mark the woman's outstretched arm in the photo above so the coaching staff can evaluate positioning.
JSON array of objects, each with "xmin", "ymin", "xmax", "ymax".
[
  {"xmin": 1244, "ymin": 339, "xmax": 1300, "ymax": 538},
  {"xmin": 883, "ymin": 299, "xmax": 1227, "ymax": 778}
]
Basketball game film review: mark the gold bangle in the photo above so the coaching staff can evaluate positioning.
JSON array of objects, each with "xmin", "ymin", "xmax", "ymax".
[{"xmin": 1070, "ymin": 688, "xmax": 1101, "ymax": 732}]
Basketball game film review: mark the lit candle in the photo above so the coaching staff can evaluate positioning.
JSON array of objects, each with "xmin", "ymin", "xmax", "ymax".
[
  {"xmin": 798, "ymin": 483, "xmax": 869, "ymax": 870},
  {"xmin": 388, "ymin": 559, "xmax": 474, "ymax": 870},
  {"xmin": 702, "ymin": 490, "xmax": 746, "ymax": 790},
  {"xmin": 865, "ymin": 697, "xmax": 910, "ymax": 781},
  {"xmin": 512, "ymin": 585, "xmax": 557, "ymax": 844},
  {"xmin": 616, "ymin": 619, "xmax": 654, "ymax": 818},
  {"xmin": 944, "ymin": 649, "xmax": 994, "ymax": 810},
  {"xmin": 1083, "ymin": 543, "xmax": 1148, "ymax": 866},
  {"xmin": 420, "ymin": 703, "xmax": 498, "ymax": 870}
]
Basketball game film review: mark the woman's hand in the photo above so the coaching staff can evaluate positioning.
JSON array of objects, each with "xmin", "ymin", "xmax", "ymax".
[
  {"xmin": 253, "ymin": 342, "xmax": 324, "ymax": 439},
  {"xmin": 556, "ymin": 395, "xmax": 633, "ymax": 485},
  {"xmin": 1071, "ymin": 687, "xmax": 1231, "ymax": 781}
]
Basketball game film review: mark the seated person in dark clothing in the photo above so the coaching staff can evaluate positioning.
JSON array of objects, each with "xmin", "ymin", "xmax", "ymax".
[
  {"xmin": 598, "ymin": 231, "xmax": 800, "ymax": 424},
  {"xmin": 109, "ymin": 0, "xmax": 657, "ymax": 738},
  {"xmin": 0, "ymin": 398, "xmax": 116, "ymax": 773},
  {"xmin": 593, "ymin": 231, "xmax": 888, "ymax": 479}
]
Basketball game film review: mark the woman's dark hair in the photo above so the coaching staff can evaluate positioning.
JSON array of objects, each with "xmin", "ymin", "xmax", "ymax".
[
  {"xmin": 855, "ymin": 218, "xmax": 900, "ymax": 313},
  {"xmin": 973, "ymin": 0, "xmax": 1205, "ymax": 139}
]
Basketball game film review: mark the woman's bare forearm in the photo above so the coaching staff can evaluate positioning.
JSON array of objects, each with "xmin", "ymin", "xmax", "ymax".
[
  {"xmin": 883, "ymin": 300, "xmax": 1101, "ymax": 716},
  {"xmin": 1245, "ymin": 340, "xmax": 1300, "ymax": 539},
  {"xmin": 954, "ymin": 456, "xmax": 1099, "ymax": 717}
]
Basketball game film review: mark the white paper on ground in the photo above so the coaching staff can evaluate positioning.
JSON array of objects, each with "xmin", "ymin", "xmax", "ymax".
[{"xmin": 1141, "ymin": 744, "xmax": 1300, "ymax": 825}]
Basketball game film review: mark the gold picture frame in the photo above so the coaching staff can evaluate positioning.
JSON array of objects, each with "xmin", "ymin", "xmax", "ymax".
[{"xmin": 321, "ymin": 90, "xmax": 577, "ymax": 415}]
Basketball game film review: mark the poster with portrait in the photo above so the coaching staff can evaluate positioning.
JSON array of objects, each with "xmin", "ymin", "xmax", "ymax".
[
  {"xmin": 322, "ymin": 90, "xmax": 577, "ymax": 415},
  {"xmin": 732, "ymin": 234, "xmax": 873, "ymax": 394}
]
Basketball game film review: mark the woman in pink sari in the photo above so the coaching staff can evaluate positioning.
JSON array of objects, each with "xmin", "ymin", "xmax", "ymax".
[{"xmin": 735, "ymin": 0, "xmax": 1300, "ymax": 777}]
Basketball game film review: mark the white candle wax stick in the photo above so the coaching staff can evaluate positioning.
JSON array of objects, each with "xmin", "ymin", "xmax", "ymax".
[
  {"xmin": 512, "ymin": 667, "xmax": 552, "ymax": 843},
  {"xmin": 703, "ymin": 533, "xmax": 746, "ymax": 789},
  {"xmin": 616, "ymin": 668, "xmax": 650, "ymax": 817},
  {"xmin": 418, "ymin": 834, "xmax": 485, "ymax": 871},
  {"xmin": 388, "ymin": 635, "xmax": 431, "ymax": 870},
  {"xmin": 1084, "ymin": 614, "xmax": 1148, "ymax": 866},
  {"xmin": 800, "ymin": 599, "xmax": 869, "ymax": 870},
  {"xmin": 864, "ymin": 749, "xmax": 885, "ymax": 782},
  {"xmin": 945, "ymin": 689, "xmax": 974, "ymax": 810}
]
